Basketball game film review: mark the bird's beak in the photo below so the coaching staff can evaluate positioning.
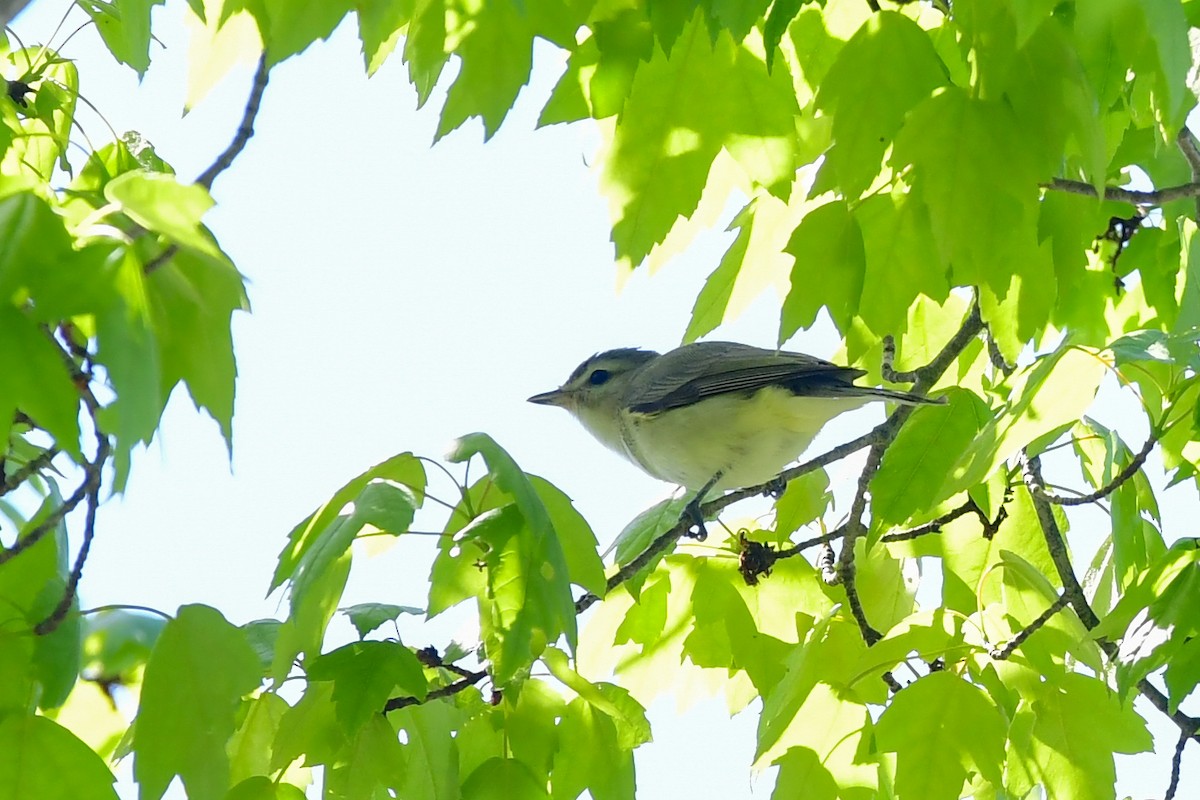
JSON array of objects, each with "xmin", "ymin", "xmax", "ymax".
[{"xmin": 528, "ymin": 389, "xmax": 569, "ymax": 407}]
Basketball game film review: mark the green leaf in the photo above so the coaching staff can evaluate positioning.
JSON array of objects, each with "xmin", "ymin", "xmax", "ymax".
[
  {"xmin": 944, "ymin": 347, "xmax": 1106, "ymax": 497},
  {"xmin": 436, "ymin": 1, "xmax": 592, "ymax": 140},
  {"xmin": 893, "ymin": 87, "xmax": 1042, "ymax": 292},
  {"xmin": 241, "ymin": 619, "xmax": 281, "ymax": 675},
  {"xmin": 770, "ymin": 746, "xmax": 838, "ymax": 800},
  {"xmin": 772, "ymin": 468, "xmax": 831, "ymax": 538},
  {"xmin": 272, "ymin": 479, "xmax": 418, "ymax": 675},
  {"xmin": 529, "ymin": 476, "xmax": 605, "ymax": 596},
  {"xmin": 853, "ymin": 190, "xmax": 948, "ymax": 339},
  {"xmin": 134, "ymin": 605, "xmax": 262, "ymax": 800},
  {"xmin": 875, "ymin": 672, "xmax": 1006, "ymax": 798},
  {"xmin": 308, "ymin": 641, "xmax": 428, "ymax": 734},
  {"xmin": 685, "ymin": 186, "xmax": 827, "ymax": 344},
  {"xmin": 710, "ymin": 0, "xmax": 771, "ymax": 42},
  {"xmin": 273, "ymin": 452, "xmax": 426, "ymax": 590},
  {"xmin": 357, "ymin": 0, "xmax": 411, "ymax": 74},
  {"xmin": 756, "ymin": 615, "xmax": 870, "ymax": 764},
  {"xmin": 145, "ymin": 247, "xmax": 249, "ymax": 450},
  {"xmin": 269, "ymin": 549, "xmax": 351, "ymax": 681},
  {"xmin": 646, "ymin": 0, "xmax": 701, "ymax": 55},
  {"xmin": 1164, "ymin": 633, "xmax": 1200, "ymax": 711},
  {"xmin": 763, "ymin": 0, "xmax": 804, "ymax": 71},
  {"xmin": 340, "ymin": 602, "xmax": 422, "ymax": 639},
  {"xmin": 226, "ymin": 777, "xmax": 307, "ymax": 800},
  {"xmin": 0, "ymin": 193, "xmax": 113, "ymax": 322},
  {"xmin": 551, "ymin": 696, "xmax": 636, "ymax": 800},
  {"xmin": 780, "ymin": 200, "xmax": 865, "ymax": 339},
  {"xmin": 611, "ymin": 496, "xmax": 688, "ymax": 568},
  {"xmin": 1174, "ymin": 218, "xmax": 1200, "ymax": 336},
  {"xmin": 0, "ymin": 715, "xmax": 118, "ymax": 800},
  {"xmin": 105, "ymin": 171, "xmax": 219, "ymax": 257},
  {"xmin": 227, "ymin": 693, "xmax": 290, "ymax": 786},
  {"xmin": 1013, "ymin": 674, "xmax": 1152, "ymax": 800},
  {"xmin": 322, "ymin": 714, "xmax": 408, "ymax": 798},
  {"xmin": 244, "ymin": 0, "xmax": 356, "ymax": 65},
  {"xmin": 540, "ymin": 10, "xmax": 654, "ymax": 124},
  {"xmin": 0, "ymin": 310, "xmax": 81, "ymax": 459},
  {"xmin": 602, "ymin": 12, "xmax": 800, "ymax": 266},
  {"xmin": 403, "ymin": 0, "xmax": 450, "ymax": 108},
  {"xmin": 80, "ymin": 610, "xmax": 166, "ymax": 682},
  {"xmin": 1110, "ymin": 554, "xmax": 1200, "ymax": 700},
  {"xmin": 757, "ymin": 680, "xmax": 876, "ymax": 795},
  {"xmin": 462, "ymin": 757, "xmax": 548, "ymax": 800},
  {"xmin": 476, "ymin": 504, "xmax": 562, "ymax": 686},
  {"xmin": 270, "ymin": 682, "xmax": 345, "ymax": 771},
  {"xmin": 94, "ymin": 248, "xmax": 164, "ymax": 485},
  {"xmin": 871, "ymin": 388, "xmax": 989, "ymax": 527},
  {"xmin": 448, "ymin": 433, "xmax": 577, "ymax": 681},
  {"xmin": 815, "ymin": 11, "xmax": 946, "ymax": 199},
  {"xmin": 78, "ymin": 0, "xmax": 166, "ymax": 75},
  {"xmin": 388, "ymin": 701, "xmax": 462, "ymax": 800}
]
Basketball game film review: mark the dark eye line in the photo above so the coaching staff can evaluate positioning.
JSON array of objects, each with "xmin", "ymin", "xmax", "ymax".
[{"xmin": 588, "ymin": 369, "xmax": 611, "ymax": 386}]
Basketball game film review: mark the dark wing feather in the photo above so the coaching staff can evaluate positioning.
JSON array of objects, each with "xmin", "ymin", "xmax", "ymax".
[{"xmin": 627, "ymin": 342, "xmax": 866, "ymax": 413}]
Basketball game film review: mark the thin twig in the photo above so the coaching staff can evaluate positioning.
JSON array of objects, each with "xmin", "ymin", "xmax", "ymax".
[
  {"xmin": 881, "ymin": 335, "xmax": 917, "ymax": 383},
  {"xmin": 574, "ymin": 428, "xmax": 881, "ymax": 615},
  {"xmin": 0, "ymin": 472, "xmax": 92, "ymax": 565},
  {"xmin": 1043, "ymin": 177, "xmax": 1200, "ymax": 206},
  {"xmin": 1166, "ymin": 728, "xmax": 1189, "ymax": 800},
  {"xmin": 383, "ymin": 669, "xmax": 487, "ymax": 712},
  {"xmin": 989, "ymin": 594, "xmax": 1070, "ymax": 660},
  {"xmin": 835, "ymin": 299, "xmax": 984, "ymax": 645},
  {"xmin": 145, "ymin": 54, "xmax": 270, "ymax": 276},
  {"xmin": 1035, "ymin": 434, "xmax": 1157, "ymax": 507},
  {"xmin": 196, "ymin": 54, "xmax": 270, "ymax": 191},
  {"xmin": 1022, "ymin": 451, "xmax": 1200, "ymax": 743},
  {"xmin": 1, "ymin": 446, "xmax": 59, "ymax": 496},
  {"xmin": 33, "ymin": 438, "xmax": 107, "ymax": 635},
  {"xmin": 1176, "ymin": 127, "xmax": 1200, "ymax": 221},
  {"xmin": 879, "ymin": 501, "xmax": 978, "ymax": 542}
]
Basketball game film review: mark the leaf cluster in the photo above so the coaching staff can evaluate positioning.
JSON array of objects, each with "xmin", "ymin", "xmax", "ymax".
[{"xmin": 5, "ymin": 1, "xmax": 1200, "ymax": 799}]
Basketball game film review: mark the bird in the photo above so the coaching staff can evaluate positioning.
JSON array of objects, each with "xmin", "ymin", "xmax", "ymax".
[{"xmin": 528, "ymin": 341, "xmax": 942, "ymax": 538}]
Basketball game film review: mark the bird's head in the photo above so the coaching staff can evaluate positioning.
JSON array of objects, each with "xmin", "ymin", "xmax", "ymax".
[{"xmin": 527, "ymin": 348, "xmax": 659, "ymax": 417}]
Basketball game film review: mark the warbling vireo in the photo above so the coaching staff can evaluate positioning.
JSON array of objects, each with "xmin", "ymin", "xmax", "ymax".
[{"xmin": 528, "ymin": 341, "xmax": 941, "ymax": 537}]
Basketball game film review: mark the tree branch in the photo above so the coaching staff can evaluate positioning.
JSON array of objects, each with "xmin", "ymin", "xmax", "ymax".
[
  {"xmin": 383, "ymin": 669, "xmax": 487, "ymax": 712},
  {"xmin": 1176, "ymin": 127, "xmax": 1200, "ymax": 221},
  {"xmin": 879, "ymin": 501, "xmax": 980, "ymax": 542},
  {"xmin": 1043, "ymin": 177, "xmax": 1200, "ymax": 206},
  {"xmin": 196, "ymin": 54, "xmax": 270, "ymax": 192},
  {"xmin": 989, "ymin": 593, "xmax": 1069, "ymax": 660},
  {"xmin": 573, "ymin": 428, "xmax": 880, "ymax": 614},
  {"xmin": 1034, "ymin": 434, "xmax": 1157, "ymax": 507},
  {"xmin": 1166, "ymin": 728, "xmax": 1190, "ymax": 800},
  {"xmin": 835, "ymin": 299, "xmax": 985, "ymax": 645},
  {"xmin": 1022, "ymin": 451, "xmax": 1200, "ymax": 743},
  {"xmin": 1, "ymin": 446, "xmax": 59, "ymax": 497},
  {"xmin": 144, "ymin": 54, "xmax": 270, "ymax": 275},
  {"xmin": 33, "ymin": 437, "xmax": 106, "ymax": 635}
]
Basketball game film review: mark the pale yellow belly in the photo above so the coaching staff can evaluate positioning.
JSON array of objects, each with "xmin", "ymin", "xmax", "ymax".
[{"xmin": 620, "ymin": 387, "xmax": 869, "ymax": 491}]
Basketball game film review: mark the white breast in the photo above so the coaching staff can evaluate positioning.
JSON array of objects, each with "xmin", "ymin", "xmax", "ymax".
[{"xmin": 618, "ymin": 387, "xmax": 869, "ymax": 491}]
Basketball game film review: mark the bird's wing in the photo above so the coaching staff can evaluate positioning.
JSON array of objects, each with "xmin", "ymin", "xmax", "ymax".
[{"xmin": 627, "ymin": 342, "xmax": 865, "ymax": 414}]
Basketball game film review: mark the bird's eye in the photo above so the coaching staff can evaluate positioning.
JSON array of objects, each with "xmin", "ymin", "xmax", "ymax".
[{"xmin": 588, "ymin": 369, "xmax": 611, "ymax": 386}]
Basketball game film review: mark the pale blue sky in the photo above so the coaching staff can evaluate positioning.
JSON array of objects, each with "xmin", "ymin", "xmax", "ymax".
[{"xmin": 13, "ymin": 1, "xmax": 1197, "ymax": 797}]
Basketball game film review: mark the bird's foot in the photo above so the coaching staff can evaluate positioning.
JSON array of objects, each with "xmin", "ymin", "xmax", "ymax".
[
  {"xmin": 762, "ymin": 476, "xmax": 787, "ymax": 499},
  {"xmin": 682, "ymin": 497, "xmax": 708, "ymax": 541}
]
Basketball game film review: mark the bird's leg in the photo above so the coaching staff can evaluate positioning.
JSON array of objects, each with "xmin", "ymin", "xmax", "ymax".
[{"xmin": 682, "ymin": 472, "xmax": 723, "ymax": 541}]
